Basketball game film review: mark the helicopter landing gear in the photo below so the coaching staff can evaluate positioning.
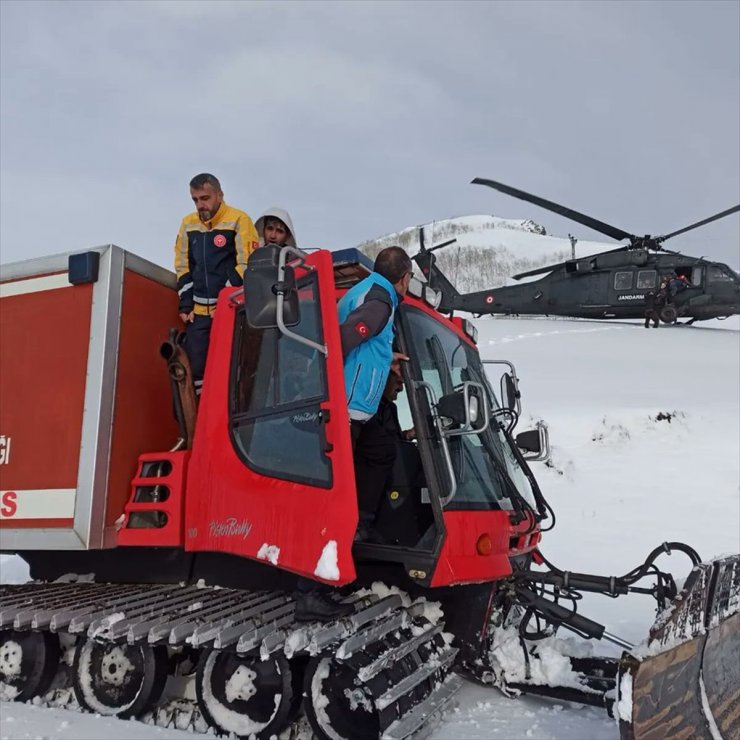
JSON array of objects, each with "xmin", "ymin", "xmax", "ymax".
[{"xmin": 659, "ymin": 306, "xmax": 678, "ymax": 325}]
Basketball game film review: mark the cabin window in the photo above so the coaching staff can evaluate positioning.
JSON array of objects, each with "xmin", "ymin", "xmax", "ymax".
[
  {"xmin": 229, "ymin": 274, "xmax": 332, "ymax": 488},
  {"xmin": 691, "ymin": 267, "xmax": 703, "ymax": 285},
  {"xmin": 707, "ymin": 265, "xmax": 734, "ymax": 283},
  {"xmin": 403, "ymin": 307, "xmax": 536, "ymax": 512},
  {"xmin": 614, "ymin": 271, "xmax": 633, "ymax": 291},
  {"xmin": 636, "ymin": 270, "xmax": 656, "ymax": 289}
]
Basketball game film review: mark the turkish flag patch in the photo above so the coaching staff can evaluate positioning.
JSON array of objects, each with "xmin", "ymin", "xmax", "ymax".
[{"xmin": 354, "ymin": 321, "xmax": 369, "ymax": 337}]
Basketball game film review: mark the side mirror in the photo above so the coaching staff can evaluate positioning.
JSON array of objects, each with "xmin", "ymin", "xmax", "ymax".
[
  {"xmin": 515, "ymin": 430, "xmax": 540, "ymax": 454},
  {"xmin": 515, "ymin": 421, "xmax": 551, "ymax": 462},
  {"xmin": 436, "ymin": 382, "xmax": 489, "ymax": 436},
  {"xmin": 244, "ymin": 246, "xmax": 300, "ymax": 329},
  {"xmin": 500, "ymin": 372, "xmax": 520, "ymax": 413}
]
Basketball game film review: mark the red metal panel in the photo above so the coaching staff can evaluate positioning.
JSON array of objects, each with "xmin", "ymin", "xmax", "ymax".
[
  {"xmin": 0, "ymin": 518, "xmax": 74, "ymax": 529},
  {"xmin": 106, "ymin": 271, "xmax": 180, "ymax": 527},
  {"xmin": 431, "ymin": 511, "xmax": 539, "ymax": 587},
  {"xmin": 184, "ymin": 251, "xmax": 358, "ymax": 585},
  {"xmin": 0, "ymin": 280, "xmax": 92, "ymax": 528}
]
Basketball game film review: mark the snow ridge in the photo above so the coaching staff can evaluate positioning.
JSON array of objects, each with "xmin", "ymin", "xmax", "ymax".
[{"xmin": 358, "ymin": 214, "xmax": 615, "ymax": 292}]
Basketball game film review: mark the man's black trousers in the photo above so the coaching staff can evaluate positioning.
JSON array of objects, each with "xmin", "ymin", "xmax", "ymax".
[
  {"xmin": 184, "ymin": 314, "xmax": 213, "ymax": 394},
  {"xmin": 351, "ymin": 417, "xmax": 397, "ymax": 524}
]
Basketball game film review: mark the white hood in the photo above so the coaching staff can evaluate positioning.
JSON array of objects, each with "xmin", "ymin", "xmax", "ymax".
[{"xmin": 255, "ymin": 207, "xmax": 297, "ymax": 248}]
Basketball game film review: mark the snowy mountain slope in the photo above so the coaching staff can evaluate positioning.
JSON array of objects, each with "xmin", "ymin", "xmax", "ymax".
[
  {"xmin": 1, "ymin": 315, "xmax": 738, "ymax": 740},
  {"xmin": 358, "ymin": 215, "xmax": 617, "ymax": 292}
]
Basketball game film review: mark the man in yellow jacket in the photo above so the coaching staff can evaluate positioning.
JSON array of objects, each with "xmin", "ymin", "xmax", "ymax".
[{"xmin": 174, "ymin": 173, "xmax": 259, "ymax": 395}]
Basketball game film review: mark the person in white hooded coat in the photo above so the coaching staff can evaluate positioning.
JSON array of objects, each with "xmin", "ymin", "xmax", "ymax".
[{"xmin": 254, "ymin": 207, "xmax": 297, "ymax": 248}]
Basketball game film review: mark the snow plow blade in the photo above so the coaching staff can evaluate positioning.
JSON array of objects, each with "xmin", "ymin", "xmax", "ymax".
[{"xmin": 618, "ymin": 555, "xmax": 740, "ymax": 740}]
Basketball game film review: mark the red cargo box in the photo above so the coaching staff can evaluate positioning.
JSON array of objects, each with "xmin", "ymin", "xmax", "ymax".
[{"xmin": 0, "ymin": 245, "xmax": 179, "ymax": 550}]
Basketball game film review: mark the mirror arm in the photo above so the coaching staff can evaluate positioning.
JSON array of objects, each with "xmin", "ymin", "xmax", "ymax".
[
  {"xmin": 483, "ymin": 359, "xmax": 522, "ymax": 416},
  {"xmin": 275, "ymin": 246, "xmax": 328, "ymax": 356},
  {"xmin": 534, "ymin": 421, "xmax": 551, "ymax": 462}
]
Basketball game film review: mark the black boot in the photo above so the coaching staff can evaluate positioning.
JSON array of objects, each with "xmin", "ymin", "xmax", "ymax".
[
  {"xmin": 295, "ymin": 590, "xmax": 354, "ymax": 623},
  {"xmin": 354, "ymin": 520, "xmax": 388, "ymax": 545}
]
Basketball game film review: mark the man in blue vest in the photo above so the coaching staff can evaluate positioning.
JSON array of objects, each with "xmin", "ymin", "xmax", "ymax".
[{"xmin": 338, "ymin": 246, "xmax": 413, "ymax": 539}]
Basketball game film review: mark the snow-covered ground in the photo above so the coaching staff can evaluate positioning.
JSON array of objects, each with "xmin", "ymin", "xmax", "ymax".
[{"xmin": 1, "ymin": 314, "xmax": 738, "ymax": 740}]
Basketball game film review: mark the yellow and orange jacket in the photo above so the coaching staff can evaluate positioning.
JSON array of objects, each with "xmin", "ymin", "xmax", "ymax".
[{"xmin": 174, "ymin": 202, "xmax": 259, "ymax": 316}]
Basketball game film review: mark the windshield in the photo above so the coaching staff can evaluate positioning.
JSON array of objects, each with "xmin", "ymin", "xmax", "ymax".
[{"xmin": 403, "ymin": 307, "xmax": 537, "ymax": 511}]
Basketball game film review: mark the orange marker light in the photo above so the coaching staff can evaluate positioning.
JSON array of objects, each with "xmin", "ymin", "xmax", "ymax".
[{"xmin": 476, "ymin": 533, "xmax": 492, "ymax": 556}]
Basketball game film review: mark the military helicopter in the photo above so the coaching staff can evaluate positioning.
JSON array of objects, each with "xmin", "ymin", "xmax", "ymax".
[{"xmin": 414, "ymin": 178, "xmax": 740, "ymax": 325}]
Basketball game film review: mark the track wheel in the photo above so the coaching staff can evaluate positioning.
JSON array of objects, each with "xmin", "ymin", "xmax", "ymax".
[
  {"xmin": 72, "ymin": 639, "xmax": 167, "ymax": 717},
  {"xmin": 304, "ymin": 655, "xmax": 379, "ymax": 740},
  {"xmin": 0, "ymin": 629, "xmax": 60, "ymax": 702},
  {"xmin": 196, "ymin": 650, "xmax": 294, "ymax": 739}
]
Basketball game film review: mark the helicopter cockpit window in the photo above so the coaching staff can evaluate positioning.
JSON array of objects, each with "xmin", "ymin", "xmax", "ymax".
[
  {"xmin": 636, "ymin": 270, "xmax": 656, "ymax": 290},
  {"xmin": 707, "ymin": 265, "xmax": 734, "ymax": 283},
  {"xmin": 614, "ymin": 271, "xmax": 633, "ymax": 291}
]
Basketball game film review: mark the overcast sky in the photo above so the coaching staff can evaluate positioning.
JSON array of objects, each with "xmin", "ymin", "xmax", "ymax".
[{"xmin": 1, "ymin": 0, "xmax": 738, "ymax": 271}]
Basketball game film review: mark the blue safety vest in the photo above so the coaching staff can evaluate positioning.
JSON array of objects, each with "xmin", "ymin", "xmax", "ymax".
[{"xmin": 338, "ymin": 273, "xmax": 398, "ymax": 420}]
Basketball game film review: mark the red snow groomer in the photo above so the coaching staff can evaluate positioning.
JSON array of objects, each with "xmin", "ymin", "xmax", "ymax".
[{"xmin": 0, "ymin": 244, "xmax": 737, "ymax": 739}]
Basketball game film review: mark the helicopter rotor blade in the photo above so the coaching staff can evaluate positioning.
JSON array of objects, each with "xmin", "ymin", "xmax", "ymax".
[
  {"xmin": 472, "ymin": 177, "xmax": 635, "ymax": 243},
  {"xmin": 513, "ymin": 262, "xmax": 568, "ymax": 280},
  {"xmin": 512, "ymin": 242, "xmax": 635, "ymax": 280},
  {"xmin": 657, "ymin": 205, "xmax": 740, "ymax": 243},
  {"xmin": 428, "ymin": 238, "xmax": 457, "ymax": 253}
]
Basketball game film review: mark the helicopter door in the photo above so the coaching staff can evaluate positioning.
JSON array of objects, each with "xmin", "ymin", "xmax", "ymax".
[{"xmin": 579, "ymin": 273, "xmax": 610, "ymax": 310}]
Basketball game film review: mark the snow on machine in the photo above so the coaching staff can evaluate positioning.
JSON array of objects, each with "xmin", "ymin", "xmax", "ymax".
[{"xmin": 0, "ymin": 244, "xmax": 738, "ymax": 739}]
